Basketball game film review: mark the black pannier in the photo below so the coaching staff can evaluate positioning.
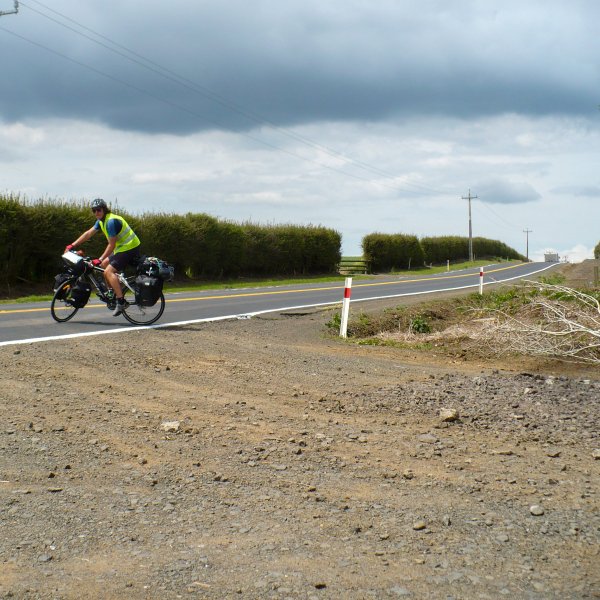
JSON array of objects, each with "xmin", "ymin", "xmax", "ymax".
[
  {"xmin": 53, "ymin": 273, "xmax": 73, "ymax": 299},
  {"xmin": 135, "ymin": 275, "xmax": 163, "ymax": 307},
  {"xmin": 137, "ymin": 256, "xmax": 174, "ymax": 281},
  {"xmin": 70, "ymin": 280, "xmax": 92, "ymax": 308}
]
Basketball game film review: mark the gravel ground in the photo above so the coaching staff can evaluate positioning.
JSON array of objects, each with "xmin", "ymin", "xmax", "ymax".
[{"xmin": 1, "ymin": 262, "xmax": 599, "ymax": 599}]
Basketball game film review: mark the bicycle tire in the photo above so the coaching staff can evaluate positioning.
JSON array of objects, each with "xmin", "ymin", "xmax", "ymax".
[
  {"xmin": 50, "ymin": 279, "xmax": 80, "ymax": 323},
  {"xmin": 121, "ymin": 286, "xmax": 165, "ymax": 325}
]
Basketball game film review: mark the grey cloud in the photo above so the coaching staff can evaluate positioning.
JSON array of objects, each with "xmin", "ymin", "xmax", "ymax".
[
  {"xmin": 475, "ymin": 179, "xmax": 542, "ymax": 204},
  {"xmin": 0, "ymin": 0, "xmax": 598, "ymax": 134},
  {"xmin": 551, "ymin": 185, "xmax": 600, "ymax": 198}
]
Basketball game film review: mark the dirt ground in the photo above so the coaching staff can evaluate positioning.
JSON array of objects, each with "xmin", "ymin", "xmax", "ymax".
[{"xmin": 1, "ymin": 262, "xmax": 599, "ymax": 599}]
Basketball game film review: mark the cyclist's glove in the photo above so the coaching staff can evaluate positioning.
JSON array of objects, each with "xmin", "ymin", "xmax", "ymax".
[{"xmin": 92, "ymin": 259, "xmax": 102, "ymax": 267}]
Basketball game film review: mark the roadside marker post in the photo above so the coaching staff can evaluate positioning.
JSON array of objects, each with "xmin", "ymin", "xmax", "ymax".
[
  {"xmin": 479, "ymin": 267, "xmax": 484, "ymax": 295},
  {"xmin": 339, "ymin": 277, "xmax": 353, "ymax": 338}
]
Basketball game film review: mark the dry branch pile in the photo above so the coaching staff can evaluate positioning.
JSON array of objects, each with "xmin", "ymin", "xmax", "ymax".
[{"xmin": 480, "ymin": 282, "xmax": 600, "ymax": 364}]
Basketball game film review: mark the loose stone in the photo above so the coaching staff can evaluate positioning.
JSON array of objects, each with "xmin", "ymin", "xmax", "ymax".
[
  {"xmin": 160, "ymin": 421, "xmax": 180, "ymax": 432},
  {"xmin": 440, "ymin": 408, "xmax": 459, "ymax": 422}
]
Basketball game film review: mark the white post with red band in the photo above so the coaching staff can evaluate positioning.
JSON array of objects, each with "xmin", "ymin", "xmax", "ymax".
[
  {"xmin": 479, "ymin": 266, "xmax": 484, "ymax": 295},
  {"xmin": 339, "ymin": 277, "xmax": 353, "ymax": 338}
]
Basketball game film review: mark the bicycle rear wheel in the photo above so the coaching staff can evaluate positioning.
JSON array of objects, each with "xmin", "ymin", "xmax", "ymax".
[
  {"xmin": 121, "ymin": 286, "xmax": 165, "ymax": 325},
  {"xmin": 50, "ymin": 279, "xmax": 79, "ymax": 322}
]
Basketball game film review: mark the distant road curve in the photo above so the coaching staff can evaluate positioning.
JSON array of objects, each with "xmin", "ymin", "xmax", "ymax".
[{"xmin": 0, "ymin": 261, "xmax": 559, "ymax": 347}]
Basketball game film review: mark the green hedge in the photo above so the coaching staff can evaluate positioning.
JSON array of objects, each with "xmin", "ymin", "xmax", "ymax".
[
  {"xmin": 0, "ymin": 195, "xmax": 105, "ymax": 286},
  {"xmin": 421, "ymin": 235, "xmax": 525, "ymax": 263},
  {"xmin": 0, "ymin": 195, "xmax": 341, "ymax": 286},
  {"xmin": 420, "ymin": 236, "xmax": 468, "ymax": 264},
  {"xmin": 362, "ymin": 232, "xmax": 525, "ymax": 272},
  {"xmin": 472, "ymin": 237, "xmax": 525, "ymax": 261},
  {"xmin": 241, "ymin": 224, "xmax": 341, "ymax": 276},
  {"xmin": 595, "ymin": 241, "xmax": 600, "ymax": 259},
  {"xmin": 362, "ymin": 233, "xmax": 425, "ymax": 271}
]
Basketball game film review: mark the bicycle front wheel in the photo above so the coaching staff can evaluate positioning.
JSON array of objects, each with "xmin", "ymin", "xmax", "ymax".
[
  {"xmin": 121, "ymin": 287, "xmax": 165, "ymax": 325},
  {"xmin": 50, "ymin": 279, "xmax": 79, "ymax": 323}
]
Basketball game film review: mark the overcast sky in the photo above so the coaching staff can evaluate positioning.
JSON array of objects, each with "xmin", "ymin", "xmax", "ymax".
[{"xmin": 1, "ymin": 0, "xmax": 598, "ymax": 261}]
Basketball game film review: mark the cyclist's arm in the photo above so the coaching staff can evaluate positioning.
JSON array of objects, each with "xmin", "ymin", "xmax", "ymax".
[
  {"xmin": 70, "ymin": 227, "xmax": 97, "ymax": 249},
  {"xmin": 99, "ymin": 237, "xmax": 117, "ymax": 263}
]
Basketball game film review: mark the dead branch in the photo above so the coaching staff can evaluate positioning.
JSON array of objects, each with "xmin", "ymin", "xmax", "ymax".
[{"xmin": 482, "ymin": 281, "xmax": 600, "ymax": 363}]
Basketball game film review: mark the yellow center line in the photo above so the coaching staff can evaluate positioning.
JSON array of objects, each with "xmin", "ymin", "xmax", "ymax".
[
  {"xmin": 0, "ymin": 263, "xmax": 526, "ymax": 315},
  {"xmin": 165, "ymin": 262, "xmax": 525, "ymax": 303}
]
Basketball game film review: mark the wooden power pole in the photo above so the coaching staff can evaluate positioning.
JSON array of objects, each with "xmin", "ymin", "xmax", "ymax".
[
  {"xmin": 523, "ymin": 229, "xmax": 532, "ymax": 261},
  {"xmin": 462, "ymin": 189, "xmax": 478, "ymax": 262}
]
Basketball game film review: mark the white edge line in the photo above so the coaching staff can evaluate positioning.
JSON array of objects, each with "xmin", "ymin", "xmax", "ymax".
[{"xmin": 0, "ymin": 263, "xmax": 558, "ymax": 348}]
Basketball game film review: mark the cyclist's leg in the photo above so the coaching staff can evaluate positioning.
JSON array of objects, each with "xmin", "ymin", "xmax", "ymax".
[
  {"xmin": 106, "ymin": 249, "xmax": 138, "ymax": 299},
  {"xmin": 104, "ymin": 264, "xmax": 123, "ymax": 298}
]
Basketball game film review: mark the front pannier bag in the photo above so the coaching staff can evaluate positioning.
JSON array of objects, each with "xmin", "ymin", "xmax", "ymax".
[
  {"xmin": 70, "ymin": 280, "xmax": 92, "ymax": 308},
  {"xmin": 53, "ymin": 273, "xmax": 72, "ymax": 299}
]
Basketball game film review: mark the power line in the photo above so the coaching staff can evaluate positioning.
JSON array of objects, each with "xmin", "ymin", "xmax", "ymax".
[
  {"xmin": 478, "ymin": 198, "xmax": 521, "ymax": 230},
  {"xmin": 18, "ymin": 0, "xmax": 449, "ymax": 197},
  {"xmin": 1, "ymin": 25, "xmax": 443, "ymax": 196}
]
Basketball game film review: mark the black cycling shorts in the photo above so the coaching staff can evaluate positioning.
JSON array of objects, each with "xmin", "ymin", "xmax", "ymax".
[{"xmin": 109, "ymin": 247, "xmax": 141, "ymax": 272}]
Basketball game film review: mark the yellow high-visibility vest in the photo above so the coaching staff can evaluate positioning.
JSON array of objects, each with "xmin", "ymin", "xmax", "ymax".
[{"xmin": 98, "ymin": 213, "xmax": 140, "ymax": 254}]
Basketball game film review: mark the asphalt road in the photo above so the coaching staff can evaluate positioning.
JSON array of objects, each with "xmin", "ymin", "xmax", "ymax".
[{"xmin": 0, "ymin": 261, "xmax": 558, "ymax": 347}]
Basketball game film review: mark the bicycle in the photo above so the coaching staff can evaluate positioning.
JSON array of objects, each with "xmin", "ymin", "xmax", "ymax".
[{"xmin": 51, "ymin": 250, "xmax": 166, "ymax": 325}]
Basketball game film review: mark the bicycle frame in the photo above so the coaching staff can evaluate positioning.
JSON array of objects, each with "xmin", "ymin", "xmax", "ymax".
[{"xmin": 88, "ymin": 264, "xmax": 136, "ymax": 299}]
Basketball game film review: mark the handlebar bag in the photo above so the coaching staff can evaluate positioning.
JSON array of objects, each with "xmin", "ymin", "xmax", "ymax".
[
  {"xmin": 135, "ymin": 275, "xmax": 163, "ymax": 307},
  {"xmin": 70, "ymin": 280, "xmax": 92, "ymax": 308},
  {"xmin": 62, "ymin": 251, "xmax": 86, "ymax": 276}
]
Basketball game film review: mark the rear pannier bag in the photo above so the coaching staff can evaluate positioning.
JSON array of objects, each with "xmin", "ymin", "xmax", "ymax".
[
  {"xmin": 135, "ymin": 275, "xmax": 163, "ymax": 307},
  {"xmin": 138, "ymin": 256, "xmax": 174, "ymax": 281},
  {"xmin": 70, "ymin": 280, "xmax": 92, "ymax": 308}
]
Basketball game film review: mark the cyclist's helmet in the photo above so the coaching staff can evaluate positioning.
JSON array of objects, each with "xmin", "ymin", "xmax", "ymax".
[{"xmin": 91, "ymin": 198, "xmax": 108, "ymax": 212}]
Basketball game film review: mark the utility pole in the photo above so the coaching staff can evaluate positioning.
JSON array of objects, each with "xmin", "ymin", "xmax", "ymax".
[
  {"xmin": 523, "ymin": 229, "xmax": 532, "ymax": 262},
  {"xmin": 0, "ymin": 1, "xmax": 19, "ymax": 16},
  {"xmin": 462, "ymin": 189, "xmax": 477, "ymax": 262}
]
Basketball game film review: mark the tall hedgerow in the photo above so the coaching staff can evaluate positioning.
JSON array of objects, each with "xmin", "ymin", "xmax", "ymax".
[
  {"xmin": 362, "ymin": 233, "xmax": 425, "ymax": 272},
  {"xmin": 472, "ymin": 237, "xmax": 525, "ymax": 261},
  {"xmin": 0, "ymin": 195, "xmax": 106, "ymax": 286},
  {"xmin": 0, "ymin": 195, "xmax": 342, "ymax": 286},
  {"xmin": 421, "ymin": 235, "xmax": 525, "ymax": 264},
  {"xmin": 241, "ymin": 224, "xmax": 340, "ymax": 276},
  {"xmin": 0, "ymin": 194, "xmax": 29, "ymax": 286},
  {"xmin": 421, "ymin": 236, "xmax": 468, "ymax": 264}
]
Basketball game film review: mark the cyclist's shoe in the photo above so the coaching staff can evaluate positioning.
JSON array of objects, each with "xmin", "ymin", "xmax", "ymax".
[{"xmin": 112, "ymin": 299, "xmax": 129, "ymax": 317}]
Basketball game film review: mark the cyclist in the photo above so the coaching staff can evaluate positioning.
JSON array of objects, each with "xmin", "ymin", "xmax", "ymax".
[{"xmin": 65, "ymin": 199, "xmax": 141, "ymax": 316}]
